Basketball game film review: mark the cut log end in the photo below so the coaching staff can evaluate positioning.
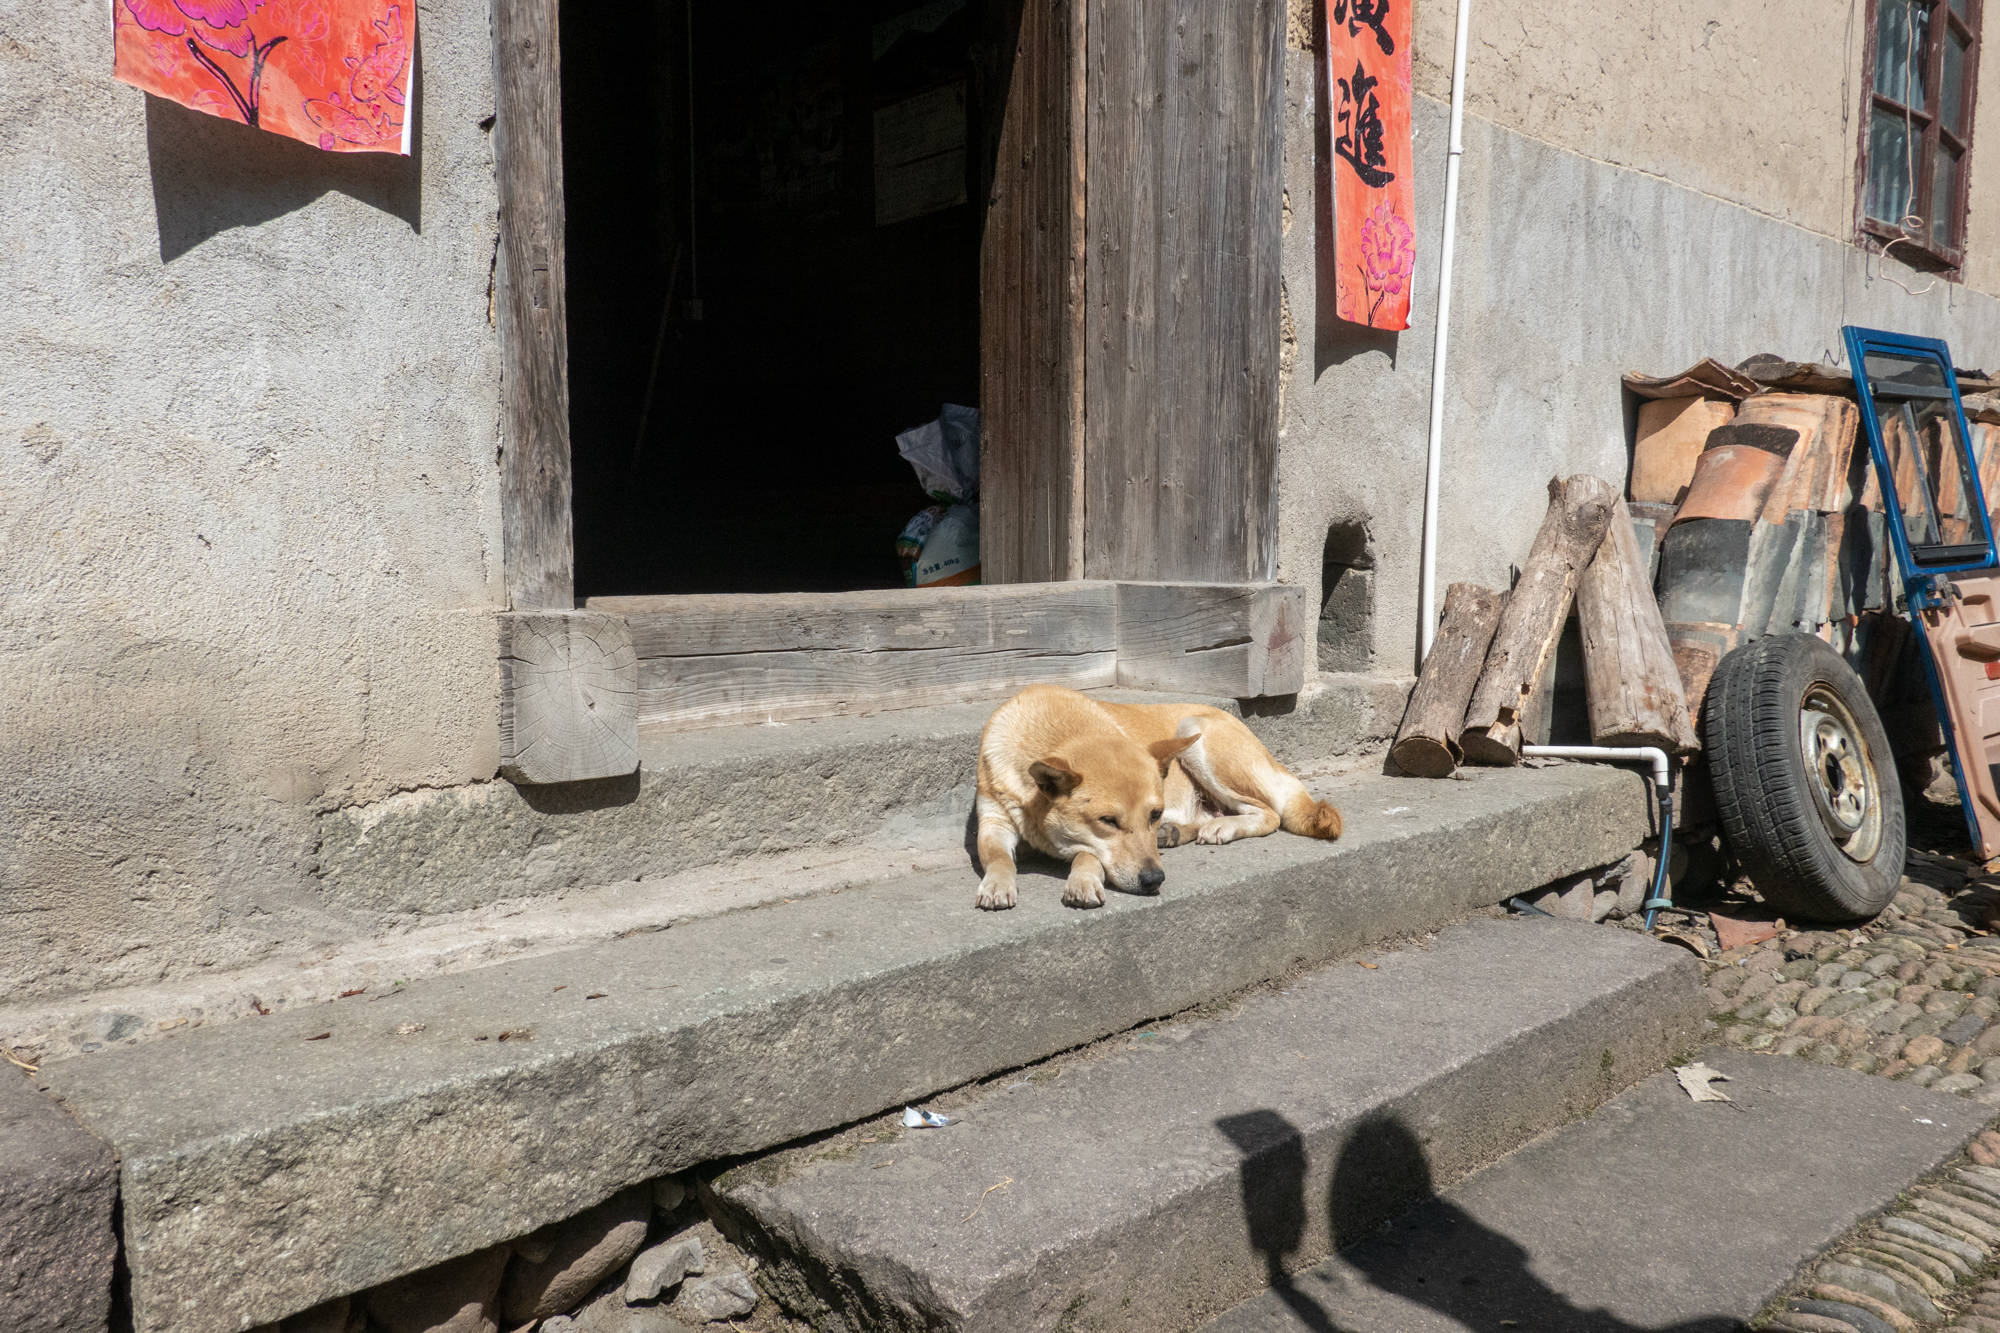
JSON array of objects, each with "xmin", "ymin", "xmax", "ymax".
[
  {"xmin": 1458, "ymin": 727, "xmax": 1523, "ymax": 767},
  {"xmin": 1390, "ymin": 737, "xmax": 1459, "ymax": 779}
]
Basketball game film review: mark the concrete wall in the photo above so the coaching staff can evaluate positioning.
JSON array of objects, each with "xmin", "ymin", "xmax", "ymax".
[
  {"xmin": 0, "ymin": 0, "xmax": 506, "ymax": 1002},
  {"xmin": 1281, "ymin": 8, "xmax": 2000, "ymax": 678},
  {"xmin": 1403, "ymin": 0, "xmax": 2000, "ymax": 291}
]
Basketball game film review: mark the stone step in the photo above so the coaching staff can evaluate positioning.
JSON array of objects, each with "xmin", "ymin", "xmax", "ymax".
[
  {"xmin": 2, "ymin": 677, "xmax": 1411, "ymax": 1063},
  {"xmin": 0, "ymin": 1068, "xmax": 117, "ymax": 1333},
  {"xmin": 713, "ymin": 917, "xmax": 1705, "ymax": 1333},
  {"xmin": 1200, "ymin": 1047, "xmax": 1984, "ymax": 1332},
  {"xmin": 36, "ymin": 760, "xmax": 1637, "ymax": 1333},
  {"xmin": 313, "ymin": 675, "xmax": 1412, "ymax": 922}
]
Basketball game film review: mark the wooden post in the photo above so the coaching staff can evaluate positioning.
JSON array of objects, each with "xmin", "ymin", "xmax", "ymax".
[
  {"xmin": 499, "ymin": 612, "xmax": 639, "ymax": 783},
  {"xmin": 1460, "ymin": 475, "xmax": 1618, "ymax": 765},
  {"xmin": 979, "ymin": 0, "xmax": 1087, "ymax": 584},
  {"xmin": 494, "ymin": 0, "xmax": 574, "ymax": 610},
  {"xmin": 1577, "ymin": 500, "xmax": 1699, "ymax": 753},
  {"xmin": 1391, "ymin": 582, "xmax": 1504, "ymax": 777}
]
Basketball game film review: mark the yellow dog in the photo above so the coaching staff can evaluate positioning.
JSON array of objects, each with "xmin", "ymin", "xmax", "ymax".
[{"xmin": 973, "ymin": 685, "xmax": 1343, "ymax": 909}]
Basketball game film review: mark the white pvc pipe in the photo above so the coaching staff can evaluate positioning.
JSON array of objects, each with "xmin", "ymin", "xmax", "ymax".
[
  {"xmin": 1521, "ymin": 744, "xmax": 1671, "ymax": 791},
  {"xmin": 1417, "ymin": 0, "xmax": 1474, "ymax": 663}
]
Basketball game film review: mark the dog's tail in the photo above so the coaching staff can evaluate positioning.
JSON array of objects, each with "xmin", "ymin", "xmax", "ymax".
[{"xmin": 1280, "ymin": 788, "xmax": 1343, "ymax": 840}]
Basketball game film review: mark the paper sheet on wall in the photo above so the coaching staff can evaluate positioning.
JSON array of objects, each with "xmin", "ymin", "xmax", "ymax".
[
  {"xmin": 114, "ymin": 0, "xmax": 414, "ymax": 155},
  {"xmin": 1319, "ymin": 0, "xmax": 1414, "ymax": 329}
]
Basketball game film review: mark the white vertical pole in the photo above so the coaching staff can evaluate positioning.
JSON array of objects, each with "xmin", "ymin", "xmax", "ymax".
[{"xmin": 1418, "ymin": 0, "xmax": 1473, "ymax": 662}]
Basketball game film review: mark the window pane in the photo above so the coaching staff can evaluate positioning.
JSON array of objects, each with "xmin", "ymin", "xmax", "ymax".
[
  {"xmin": 1875, "ymin": 0, "xmax": 1931, "ymax": 106},
  {"xmin": 1861, "ymin": 351, "xmax": 1979, "ymax": 556},
  {"xmin": 1924, "ymin": 399, "xmax": 1984, "ymax": 542},
  {"xmin": 1943, "ymin": 26, "xmax": 1970, "ymax": 132},
  {"xmin": 1868, "ymin": 107, "xmax": 1916, "ymax": 224},
  {"xmin": 1953, "ymin": 0, "xmax": 1970, "ymax": 20},
  {"xmin": 1934, "ymin": 140, "xmax": 1963, "ymax": 247}
]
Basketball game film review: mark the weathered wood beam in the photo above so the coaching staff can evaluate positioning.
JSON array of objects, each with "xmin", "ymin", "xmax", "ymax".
[
  {"xmin": 979, "ymin": 0, "xmax": 1086, "ymax": 583},
  {"xmin": 593, "ymin": 585, "xmax": 1120, "ymax": 731},
  {"xmin": 499, "ymin": 612, "xmax": 638, "ymax": 784},
  {"xmin": 1081, "ymin": 0, "xmax": 1282, "ymax": 583},
  {"xmin": 493, "ymin": 0, "xmax": 574, "ymax": 611},
  {"xmin": 1114, "ymin": 582, "xmax": 1306, "ymax": 698}
]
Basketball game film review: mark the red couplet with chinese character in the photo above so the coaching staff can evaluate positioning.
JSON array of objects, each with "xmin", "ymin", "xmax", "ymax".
[
  {"xmin": 115, "ymin": 0, "xmax": 413, "ymax": 155},
  {"xmin": 1322, "ymin": 0, "xmax": 1414, "ymax": 329}
]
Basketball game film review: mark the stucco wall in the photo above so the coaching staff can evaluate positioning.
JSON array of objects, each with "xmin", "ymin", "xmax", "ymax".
[
  {"xmin": 1401, "ymin": 0, "xmax": 2000, "ymax": 291},
  {"xmin": 1280, "ymin": 44, "xmax": 2000, "ymax": 680},
  {"xmin": 0, "ymin": 0, "xmax": 505, "ymax": 1002}
]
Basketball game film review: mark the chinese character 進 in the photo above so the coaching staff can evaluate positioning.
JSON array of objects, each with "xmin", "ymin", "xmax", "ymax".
[
  {"xmin": 1335, "ymin": 61, "xmax": 1395, "ymax": 188},
  {"xmin": 1334, "ymin": 0, "xmax": 1394, "ymax": 55}
]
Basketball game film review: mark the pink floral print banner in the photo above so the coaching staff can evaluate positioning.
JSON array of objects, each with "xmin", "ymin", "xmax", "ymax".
[
  {"xmin": 1320, "ymin": 0, "xmax": 1413, "ymax": 329},
  {"xmin": 115, "ymin": 0, "xmax": 412, "ymax": 154}
]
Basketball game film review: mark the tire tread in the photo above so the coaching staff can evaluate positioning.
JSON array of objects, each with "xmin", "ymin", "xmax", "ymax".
[{"xmin": 1703, "ymin": 634, "xmax": 1905, "ymax": 922}]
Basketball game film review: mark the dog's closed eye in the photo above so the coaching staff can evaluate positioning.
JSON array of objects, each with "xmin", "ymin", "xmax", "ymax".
[
  {"xmin": 1098, "ymin": 815, "xmax": 1122, "ymax": 831},
  {"xmin": 1149, "ymin": 808, "xmax": 1163, "ymax": 824}
]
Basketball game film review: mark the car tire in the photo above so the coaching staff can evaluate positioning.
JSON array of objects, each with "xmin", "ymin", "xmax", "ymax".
[{"xmin": 1704, "ymin": 632, "xmax": 1906, "ymax": 922}]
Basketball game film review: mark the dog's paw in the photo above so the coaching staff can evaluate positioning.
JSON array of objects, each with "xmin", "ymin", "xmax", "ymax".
[
  {"xmin": 1194, "ymin": 822, "xmax": 1236, "ymax": 846},
  {"xmin": 1156, "ymin": 822, "xmax": 1184, "ymax": 849},
  {"xmin": 976, "ymin": 874, "xmax": 1018, "ymax": 910},
  {"xmin": 1062, "ymin": 875, "xmax": 1105, "ymax": 908}
]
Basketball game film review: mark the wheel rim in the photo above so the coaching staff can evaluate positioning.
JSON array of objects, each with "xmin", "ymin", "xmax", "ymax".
[{"xmin": 1799, "ymin": 683, "xmax": 1884, "ymax": 864}]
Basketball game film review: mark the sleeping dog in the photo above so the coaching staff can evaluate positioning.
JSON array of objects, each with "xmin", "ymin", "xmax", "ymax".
[{"xmin": 973, "ymin": 684, "xmax": 1343, "ymax": 909}]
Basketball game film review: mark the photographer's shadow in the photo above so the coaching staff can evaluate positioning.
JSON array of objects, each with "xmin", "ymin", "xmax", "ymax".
[{"xmin": 1217, "ymin": 1111, "xmax": 1743, "ymax": 1332}]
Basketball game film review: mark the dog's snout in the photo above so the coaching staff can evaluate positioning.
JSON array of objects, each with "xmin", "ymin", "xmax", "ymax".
[{"xmin": 1138, "ymin": 866, "xmax": 1165, "ymax": 892}]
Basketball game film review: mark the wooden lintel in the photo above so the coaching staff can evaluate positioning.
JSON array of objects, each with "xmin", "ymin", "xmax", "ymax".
[
  {"xmin": 1114, "ymin": 582, "xmax": 1307, "ymax": 699},
  {"xmin": 499, "ymin": 612, "xmax": 638, "ymax": 784}
]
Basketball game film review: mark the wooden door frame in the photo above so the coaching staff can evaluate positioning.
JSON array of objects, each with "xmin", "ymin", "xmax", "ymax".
[
  {"xmin": 493, "ymin": 0, "xmax": 574, "ymax": 612},
  {"xmin": 487, "ymin": 0, "xmax": 1297, "ymax": 780},
  {"xmin": 491, "ymin": 0, "xmax": 1281, "ymax": 607}
]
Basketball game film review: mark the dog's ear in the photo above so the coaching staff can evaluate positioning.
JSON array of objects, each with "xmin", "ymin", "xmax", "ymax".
[
  {"xmin": 1148, "ymin": 733, "xmax": 1199, "ymax": 776},
  {"xmin": 1030, "ymin": 757, "xmax": 1081, "ymax": 798}
]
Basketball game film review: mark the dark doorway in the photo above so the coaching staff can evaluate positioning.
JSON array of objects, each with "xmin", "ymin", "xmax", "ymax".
[{"xmin": 561, "ymin": 0, "xmax": 987, "ymax": 597}]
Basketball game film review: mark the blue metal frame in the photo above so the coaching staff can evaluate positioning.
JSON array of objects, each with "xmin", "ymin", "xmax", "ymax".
[
  {"xmin": 1842, "ymin": 325, "xmax": 1997, "ymax": 854},
  {"xmin": 1842, "ymin": 325, "xmax": 1999, "ymax": 584}
]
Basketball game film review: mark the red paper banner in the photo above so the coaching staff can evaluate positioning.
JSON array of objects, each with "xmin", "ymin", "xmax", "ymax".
[
  {"xmin": 1322, "ymin": 0, "xmax": 1414, "ymax": 329},
  {"xmin": 115, "ymin": 0, "xmax": 413, "ymax": 155}
]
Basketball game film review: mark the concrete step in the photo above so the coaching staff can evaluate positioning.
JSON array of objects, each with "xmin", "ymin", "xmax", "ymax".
[
  {"xmin": 37, "ymin": 761, "xmax": 1637, "ymax": 1333},
  {"xmin": 3, "ymin": 676, "xmax": 1410, "ymax": 1063},
  {"xmin": 711, "ymin": 917, "xmax": 1704, "ymax": 1333},
  {"xmin": 1201, "ymin": 1048, "xmax": 1985, "ymax": 1332},
  {"xmin": 313, "ymin": 675, "xmax": 1412, "ymax": 922}
]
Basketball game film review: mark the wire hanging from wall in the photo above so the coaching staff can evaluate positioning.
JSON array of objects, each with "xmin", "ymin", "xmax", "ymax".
[{"xmin": 1874, "ymin": 0, "xmax": 1939, "ymax": 297}]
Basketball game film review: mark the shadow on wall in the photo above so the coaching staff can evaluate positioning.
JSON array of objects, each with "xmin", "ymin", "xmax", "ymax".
[
  {"xmin": 1217, "ymin": 1110, "xmax": 1741, "ymax": 1332},
  {"xmin": 144, "ymin": 39, "xmax": 423, "ymax": 262}
]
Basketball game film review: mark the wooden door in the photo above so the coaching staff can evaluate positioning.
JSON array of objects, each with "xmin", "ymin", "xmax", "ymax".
[
  {"xmin": 978, "ymin": 0, "xmax": 1284, "ymax": 586},
  {"xmin": 1082, "ymin": 0, "xmax": 1283, "ymax": 583},
  {"xmin": 979, "ymin": 0, "xmax": 1087, "ymax": 585}
]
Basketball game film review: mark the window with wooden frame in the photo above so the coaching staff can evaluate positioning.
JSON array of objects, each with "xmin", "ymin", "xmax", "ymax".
[{"xmin": 1859, "ymin": 0, "xmax": 1983, "ymax": 271}]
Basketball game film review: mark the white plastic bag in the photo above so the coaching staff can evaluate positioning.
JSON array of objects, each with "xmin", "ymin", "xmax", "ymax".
[
  {"xmin": 896, "ymin": 404, "xmax": 980, "ymax": 502},
  {"xmin": 895, "ymin": 405, "xmax": 981, "ymax": 586}
]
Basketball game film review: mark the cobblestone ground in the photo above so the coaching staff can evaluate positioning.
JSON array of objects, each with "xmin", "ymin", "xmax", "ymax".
[
  {"xmin": 1704, "ymin": 850, "xmax": 2000, "ymax": 1101},
  {"xmin": 1665, "ymin": 831, "xmax": 2000, "ymax": 1330}
]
